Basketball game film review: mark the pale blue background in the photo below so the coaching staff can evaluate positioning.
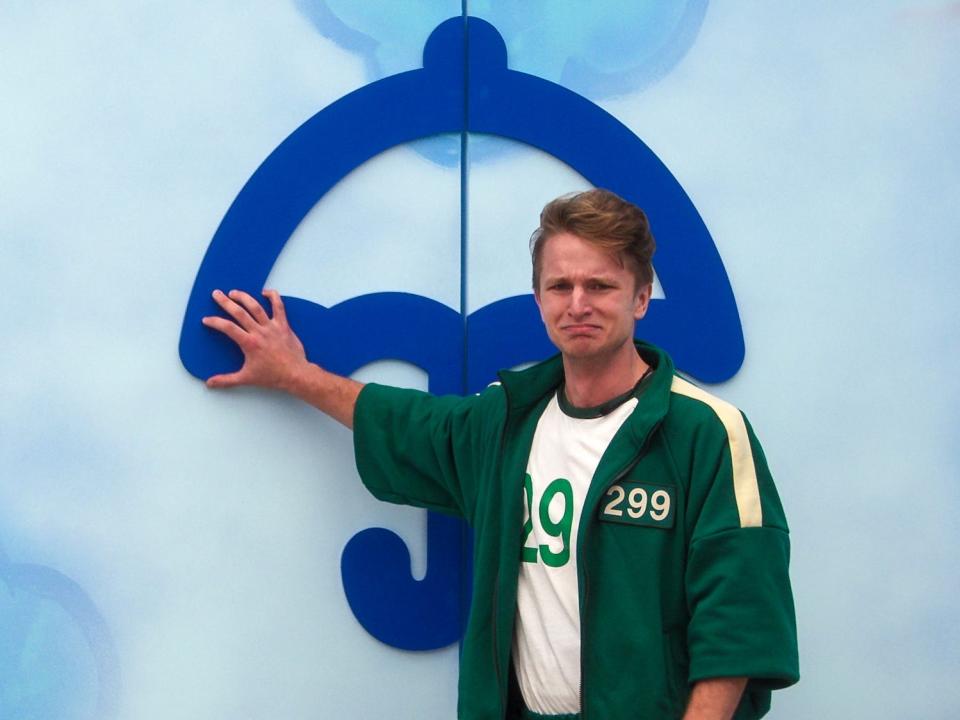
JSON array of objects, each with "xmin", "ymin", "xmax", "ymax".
[{"xmin": 1, "ymin": 2, "xmax": 958, "ymax": 718}]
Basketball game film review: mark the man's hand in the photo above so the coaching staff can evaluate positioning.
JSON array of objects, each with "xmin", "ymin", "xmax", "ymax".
[
  {"xmin": 201, "ymin": 288, "xmax": 362, "ymax": 428},
  {"xmin": 202, "ymin": 289, "xmax": 308, "ymax": 391},
  {"xmin": 682, "ymin": 677, "xmax": 747, "ymax": 720}
]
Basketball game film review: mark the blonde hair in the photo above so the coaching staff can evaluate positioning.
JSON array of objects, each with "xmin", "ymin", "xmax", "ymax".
[{"xmin": 530, "ymin": 189, "xmax": 655, "ymax": 291}]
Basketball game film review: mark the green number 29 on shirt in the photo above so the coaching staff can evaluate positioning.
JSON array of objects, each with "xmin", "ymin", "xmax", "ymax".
[{"xmin": 520, "ymin": 473, "xmax": 574, "ymax": 567}]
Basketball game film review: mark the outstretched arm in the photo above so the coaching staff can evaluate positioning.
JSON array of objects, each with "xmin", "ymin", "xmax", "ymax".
[{"xmin": 201, "ymin": 288, "xmax": 362, "ymax": 428}]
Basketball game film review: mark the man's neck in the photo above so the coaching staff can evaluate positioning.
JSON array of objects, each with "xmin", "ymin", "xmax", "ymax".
[{"xmin": 561, "ymin": 343, "xmax": 649, "ymax": 409}]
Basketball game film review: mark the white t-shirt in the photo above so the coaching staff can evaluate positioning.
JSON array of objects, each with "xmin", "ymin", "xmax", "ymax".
[{"xmin": 513, "ymin": 389, "xmax": 639, "ymax": 715}]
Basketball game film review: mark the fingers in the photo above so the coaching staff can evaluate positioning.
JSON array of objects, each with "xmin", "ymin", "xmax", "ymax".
[
  {"xmin": 206, "ymin": 371, "xmax": 246, "ymax": 389},
  {"xmin": 209, "ymin": 289, "xmax": 267, "ymax": 331},
  {"xmin": 228, "ymin": 289, "xmax": 270, "ymax": 325},
  {"xmin": 263, "ymin": 289, "xmax": 287, "ymax": 325},
  {"xmin": 201, "ymin": 314, "xmax": 247, "ymax": 345}
]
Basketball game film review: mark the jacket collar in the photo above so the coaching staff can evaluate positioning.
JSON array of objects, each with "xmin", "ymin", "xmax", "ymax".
[{"xmin": 497, "ymin": 341, "xmax": 675, "ymax": 440}]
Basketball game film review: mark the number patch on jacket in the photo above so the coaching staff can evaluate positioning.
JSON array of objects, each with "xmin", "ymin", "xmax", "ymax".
[{"xmin": 599, "ymin": 483, "xmax": 675, "ymax": 528}]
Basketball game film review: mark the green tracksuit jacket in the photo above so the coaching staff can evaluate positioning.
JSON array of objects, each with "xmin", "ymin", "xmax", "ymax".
[{"xmin": 353, "ymin": 342, "xmax": 798, "ymax": 719}]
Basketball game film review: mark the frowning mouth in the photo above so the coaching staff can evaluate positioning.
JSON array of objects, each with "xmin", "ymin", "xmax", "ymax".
[{"xmin": 561, "ymin": 324, "xmax": 601, "ymax": 334}]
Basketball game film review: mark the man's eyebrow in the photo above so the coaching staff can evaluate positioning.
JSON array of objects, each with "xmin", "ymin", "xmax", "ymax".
[
  {"xmin": 585, "ymin": 274, "xmax": 623, "ymax": 284},
  {"xmin": 543, "ymin": 272, "xmax": 622, "ymax": 282}
]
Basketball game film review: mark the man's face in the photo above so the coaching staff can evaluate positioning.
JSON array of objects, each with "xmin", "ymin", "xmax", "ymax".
[{"xmin": 534, "ymin": 232, "xmax": 651, "ymax": 364}]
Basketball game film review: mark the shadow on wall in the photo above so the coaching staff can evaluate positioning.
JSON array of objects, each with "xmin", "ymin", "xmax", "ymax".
[
  {"xmin": 0, "ymin": 547, "xmax": 118, "ymax": 719},
  {"xmin": 294, "ymin": 0, "xmax": 710, "ymax": 165}
]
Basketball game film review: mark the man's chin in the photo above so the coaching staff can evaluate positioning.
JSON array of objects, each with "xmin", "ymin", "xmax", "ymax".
[{"xmin": 556, "ymin": 338, "xmax": 604, "ymax": 359}]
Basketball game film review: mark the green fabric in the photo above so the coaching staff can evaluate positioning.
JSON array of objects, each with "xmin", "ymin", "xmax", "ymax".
[
  {"xmin": 556, "ymin": 363, "xmax": 653, "ymax": 419},
  {"xmin": 521, "ymin": 711, "xmax": 578, "ymax": 720},
  {"xmin": 353, "ymin": 342, "xmax": 799, "ymax": 720}
]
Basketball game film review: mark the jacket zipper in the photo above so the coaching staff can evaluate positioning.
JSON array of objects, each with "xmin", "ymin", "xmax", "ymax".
[
  {"xmin": 492, "ymin": 569, "xmax": 503, "ymax": 713},
  {"xmin": 495, "ymin": 378, "xmax": 553, "ymax": 718},
  {"xmin": 578, "ymin": 428, "xmax": 657, "ymax": 718},
  {"xmin": 494, "ymin": 378, "xmax": 516, "ymax": 719}
]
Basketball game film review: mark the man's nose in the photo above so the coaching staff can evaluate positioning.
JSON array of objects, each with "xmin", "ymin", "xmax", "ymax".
[{"xmin": 569, "ymin": 287, "xmax": 591, "ymax": 316}]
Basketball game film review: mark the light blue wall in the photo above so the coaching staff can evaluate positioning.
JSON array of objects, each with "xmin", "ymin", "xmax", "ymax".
[{"xmin": 1, "ymin": 2, "xmax": 957, "ymax": 718}]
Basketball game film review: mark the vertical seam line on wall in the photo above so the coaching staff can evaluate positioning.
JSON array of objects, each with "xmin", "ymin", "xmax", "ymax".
[
  {"xmin": 460, "ymin": 0, "xmax": 470, "ymax": 396},
  {"xmin": 459, "ymin": 0, "xmax": 472, "ymax": 648}
]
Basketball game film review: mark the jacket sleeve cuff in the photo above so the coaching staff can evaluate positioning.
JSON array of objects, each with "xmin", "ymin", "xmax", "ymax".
[{"xmin": 686, "ymin": 526, "xmax": 799, "ymax": 689}]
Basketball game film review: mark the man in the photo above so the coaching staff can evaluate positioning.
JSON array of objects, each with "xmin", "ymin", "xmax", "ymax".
[{"xmin": 202, "ymin": 189, "xmax": 798, "ymax": 719}]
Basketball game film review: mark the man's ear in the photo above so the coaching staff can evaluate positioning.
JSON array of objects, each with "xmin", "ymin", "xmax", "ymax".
[
  {"xmin": 533, "ymin": 287, "xmax": 545, "ymax": 322},
  {"xmin": 634, "ymin": 283, "xmax": 653, "ymax": 320}
]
